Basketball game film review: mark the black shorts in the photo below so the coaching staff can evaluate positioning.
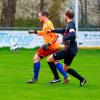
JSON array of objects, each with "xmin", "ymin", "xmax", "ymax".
[{"xmin": 53, "ymin": 49, "xmax": 76, "ymax": 66}]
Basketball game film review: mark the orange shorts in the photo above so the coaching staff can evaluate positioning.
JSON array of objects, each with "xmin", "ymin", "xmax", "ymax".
[{"xmin": 36, "ymin": 48, "xmax": 59, "ymax": 58}]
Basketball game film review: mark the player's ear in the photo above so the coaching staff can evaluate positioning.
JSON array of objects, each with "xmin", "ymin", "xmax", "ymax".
[{"xmin": 48, "ymin": 15, "xmax": 50, "ymax": 19}]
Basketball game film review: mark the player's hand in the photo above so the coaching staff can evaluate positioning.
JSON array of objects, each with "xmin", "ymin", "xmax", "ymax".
[
  {"xmin": 28, "ymin": 30, "xmax": 37, "ymax": 34},
  {"xmin": 28, "ymin": 30, "xmax": 34, "ymax": 34},
  {"xmin": 42, "ymin": 43, "xmax": 51, "ymax": 50}
]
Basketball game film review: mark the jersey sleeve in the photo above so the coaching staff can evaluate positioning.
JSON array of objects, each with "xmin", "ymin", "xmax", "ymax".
[
  {"xmin": 63, "ymin": 22, "xmax": 76, "ymax": 41},
  {"xmin": 68, "ymin": 22, "xmax": 76, "ymax": 31},
  {"xmin": 51, "ymin": 28, "xmax": 65, "ymax": 34},
  {"xmin": 37, "ymin": 30, "xmax": 44, "ymax": 35}
]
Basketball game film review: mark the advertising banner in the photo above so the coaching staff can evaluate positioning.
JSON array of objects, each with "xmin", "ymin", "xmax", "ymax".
[{"xmin": 0, "ymin": 30, "xmax": 44, "ymax": 48}]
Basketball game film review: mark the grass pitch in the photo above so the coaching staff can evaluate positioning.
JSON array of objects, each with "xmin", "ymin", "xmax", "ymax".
[{"xmin": 0, "ymin": 48, "xmax": 100, "ymax": 100}]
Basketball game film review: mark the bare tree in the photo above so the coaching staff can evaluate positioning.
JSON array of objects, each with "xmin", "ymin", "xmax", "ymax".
[
  {"xmin": 79, "ymin": 0, "xmax": 85, "ymax": 26},
  {"xmin": 49, "ymin": 0, "xmax": 64, "ymax": 27},
  {"xmin": 16, "ymin": 0, "xmax": 40, "ymax": 20},
  {"xmin": 84, "ymin": 0, "xmax": 87, "ymax": 26},
  {"xmin": 97, "ymin": 0, "xmax": 100, "ymax": 26},
  {"xmin": 0, "ymin": 0, "xmax": 17, "ymax": 27},
  {"xmin": 40, "ymin": 0, "xmax": 44, "ymax": 10}
]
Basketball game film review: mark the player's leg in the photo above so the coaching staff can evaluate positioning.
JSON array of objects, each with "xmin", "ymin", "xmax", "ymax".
[
  {"xmin": 55, "ymin": 61, "xmax": 67, "ymax": 79},
  {"xmin": 47, "ymin": 50, "xmax": 69, "ymax": 83},
  {"xmin": 53, "ymin": 50, "xmax": 68, "ymax": 80},
  {"xmin": 27, "ymin": 48, "xmax": 60, "ymax": 83},
  {"xmin": 33, "ymin": 54, "xmax": 41, "ymax": 80},
  {"xmin": 41, "ymin": 48, "xmax": 61, "ymax": 81},
  {"xmin": 27, "ymin": 53, "xmax": 41, "ymax": 83},
  {"xmin": 64, "ymin": 54, "xmax": 87, "ymax": 86},
  {"xmin": 27, "ymin": 48, "xmax": 44, "ymax": 83},
  {"xmin": 47, "ymin": 54, "xmax": 60, "ymax": 82}
]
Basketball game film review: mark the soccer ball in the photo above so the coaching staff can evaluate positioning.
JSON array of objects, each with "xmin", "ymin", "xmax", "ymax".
[{"xmin": 10, "ymin": 42, "xmax": 19, "ymax": 51}]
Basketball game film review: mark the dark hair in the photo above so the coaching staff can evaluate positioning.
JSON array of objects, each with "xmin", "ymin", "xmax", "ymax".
[
  {"xmin": 65, "ymin": 10, "xmax": 74, "ymax": 19},
  {"xmin": 39, "ymin": 10, "xmax": 49, "ymax": 17}
]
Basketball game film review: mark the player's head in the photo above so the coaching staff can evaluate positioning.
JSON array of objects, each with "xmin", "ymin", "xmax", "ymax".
[
  {"xmin": 38, "ymin": 10, "xmax": 49, "ymax": 23},
  {"xmin": 65, "ymin": 10, "xmax": 74, "ymax": 22}
]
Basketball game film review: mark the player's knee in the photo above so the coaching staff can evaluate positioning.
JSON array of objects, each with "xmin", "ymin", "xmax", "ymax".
[
  {"xmin": 47, "ymin": 55, "xmax": 54, "ymax": 62},
  {"xmin": 33, "ymin": 54, "xmax": 40, "ymax": 63},
  {"xmin": 54, "ymin": 60, "xmax": 59, "ymax": 64},
  {"xmin": 64, "ymin": 64, "xmax": 69, "ymax": 71},
  {"xmin": 47, "ymin": 56, "xmax": 51, "ymax": 62}
]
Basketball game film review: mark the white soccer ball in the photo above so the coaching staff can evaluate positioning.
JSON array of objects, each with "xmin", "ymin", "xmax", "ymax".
[{"xmin": 10, "ymin": 42, "xmax": 19, "ymax": 51}]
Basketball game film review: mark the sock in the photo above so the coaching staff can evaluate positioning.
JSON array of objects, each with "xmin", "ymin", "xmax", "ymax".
[
  {"xmin": 67, "ymin": 68, "xmax": 84, "ymax": 81},
  {"xmin": 48, "ymin": 62, "xmax": 60, "ymax": 79},
  {"xmin": 33, "ymin": 61, "xmax": 40, "ymax": 80},
  {"xmin": 56, "ymin": 63, "xmax": 68, "ymax": 78}
]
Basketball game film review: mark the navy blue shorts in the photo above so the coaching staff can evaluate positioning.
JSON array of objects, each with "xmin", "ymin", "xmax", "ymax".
[{"xmin": 53, "ymin": 49, "xmax": 76, "ymax": 66}]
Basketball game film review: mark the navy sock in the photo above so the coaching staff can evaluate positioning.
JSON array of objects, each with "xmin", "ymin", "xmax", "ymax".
[
  {"xmin": 33, "ymin": 61, "xmax": 40, "ymax": 80},
  {"xmin": 56, "ymin": 63, "xmax": 68, "ymax": 78},
  {"xmin": 67, "ymin": 68, "xmax": 84, "ymax": 81},
  {"xmin": 48, "ymin": 62, "xmax": 60, "ymax": 79}
]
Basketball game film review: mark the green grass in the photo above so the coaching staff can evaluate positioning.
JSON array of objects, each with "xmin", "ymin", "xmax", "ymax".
[{"xmin": 0, "ymin": 48, "xmax": 100, "ymax": 100}]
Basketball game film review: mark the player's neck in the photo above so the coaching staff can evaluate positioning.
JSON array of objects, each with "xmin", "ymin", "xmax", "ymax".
[
  {"xmin": 67, "ymin": 19, "xmax": 73, "ymax": 23},
  {"xmin": 44, "ymin": 17, "xmax": 49, "ymax": 22}
]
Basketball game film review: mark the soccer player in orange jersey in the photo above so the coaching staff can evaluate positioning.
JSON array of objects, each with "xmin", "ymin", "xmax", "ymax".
[{"xmin": 27, "ymin": 10, "xmax": 68, "ymax": 84}]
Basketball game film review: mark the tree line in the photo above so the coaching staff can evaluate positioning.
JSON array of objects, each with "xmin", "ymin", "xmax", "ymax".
[
  {"xmin": 0, "ymin": 0, "xmax": 65, "ymax": 27},
  {"xmin": 0, "ymin": 0, "xmax": 99, "ymax": 30}
]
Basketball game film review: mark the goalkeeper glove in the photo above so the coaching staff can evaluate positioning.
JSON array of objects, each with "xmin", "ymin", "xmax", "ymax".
[
  {"xmin": 28, "ymin": 30, "xmax": 37, "ymax": 34},
  {"xmin": 42, "ymin": 43, "xmax": 51, "ymax": 50}
]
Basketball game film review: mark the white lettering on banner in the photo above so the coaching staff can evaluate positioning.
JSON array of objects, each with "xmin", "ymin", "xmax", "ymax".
[{"xmin": 77, "ymin": 31, "xmax": 100, "ymax": 47}]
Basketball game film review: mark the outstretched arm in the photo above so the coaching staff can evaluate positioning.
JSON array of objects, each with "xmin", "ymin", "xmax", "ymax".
[{"xmin": 51, "ymin": 28, "xmax": 64, "ymax": 34}]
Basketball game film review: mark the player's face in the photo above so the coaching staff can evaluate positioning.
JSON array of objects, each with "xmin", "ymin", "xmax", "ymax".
[
  {"xmin": 38, "ymin": 13, "xmax": 44, "ymax": 23},
  {"xmin": 64, "ymin": 15, "xmax": 68, "ymax": 22}
]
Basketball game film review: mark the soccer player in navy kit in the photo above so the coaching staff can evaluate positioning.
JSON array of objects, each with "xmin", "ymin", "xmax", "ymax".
[{"xmin": 47, "ymin": 10, "xmax": 87, "ymax": 86}]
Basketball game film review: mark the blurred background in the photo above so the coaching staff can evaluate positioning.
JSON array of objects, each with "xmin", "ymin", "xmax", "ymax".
[
  {"xmin": 0, "ymin": 0, "xmax": 100, "ymax": 48},
  {"xmin": 0, "ymin": 0, "xmax": 99, "ymax": 30}
]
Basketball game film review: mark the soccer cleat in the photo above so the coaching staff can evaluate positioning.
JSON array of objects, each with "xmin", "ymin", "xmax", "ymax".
[
  {"xmin": 27, "ymin": 79, "xmax": 38, "ymax": 84},
  {"xmin": 49, "ymin": 78, "xmax": 61, "ymax": 84},
  {"xmin": 80, "ymin": 78, "xmax": 87, "ymax": 87}
]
